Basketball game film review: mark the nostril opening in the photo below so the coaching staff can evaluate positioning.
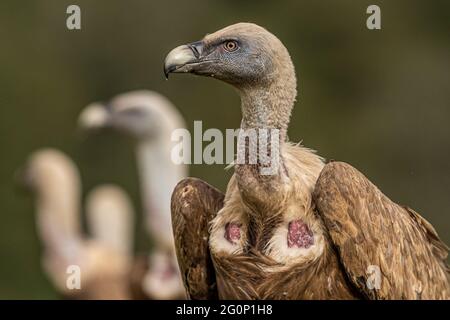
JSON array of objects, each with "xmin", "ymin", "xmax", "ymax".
[
  {"xmin": 188, "ymin": 41, "xmax": 203, "ymax": 59},
  {"xmin": 188, "ymin": 45, "xmax": 200, "ymax": 58}
]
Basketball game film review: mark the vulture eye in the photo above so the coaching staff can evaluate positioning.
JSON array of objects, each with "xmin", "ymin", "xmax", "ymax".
[{"xmin": 223, "ymin": 40, "xmax": 239, "ymax": 52}]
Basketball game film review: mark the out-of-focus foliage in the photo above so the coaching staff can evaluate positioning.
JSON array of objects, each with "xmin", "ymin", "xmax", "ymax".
[{"xmin": 0, "ymin": 0, "xmax": 449, "ymax": 298}]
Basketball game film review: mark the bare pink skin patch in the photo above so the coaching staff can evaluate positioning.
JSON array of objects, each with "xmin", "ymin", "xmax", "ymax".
[
  {"xmin": 288, "ymin": 219, "xmax": 314, "ymax": 248},
  {"xmin": 224, "ymin": 222, "xmax": 241, "ymax": 244}
]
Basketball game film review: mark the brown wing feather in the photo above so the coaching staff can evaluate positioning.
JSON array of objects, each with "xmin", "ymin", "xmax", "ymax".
[
  {"xmin": 313, "ymin": 162, "xmax": 449, "ymax": 300},
  {"xmin": 171, "ymin": 177, "xmax": 224, "ymax": 299}
]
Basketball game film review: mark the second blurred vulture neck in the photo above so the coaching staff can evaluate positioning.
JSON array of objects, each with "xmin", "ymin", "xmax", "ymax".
[{"xmin": 136, "ymin": 138, "xmax": 187, "ymax": 250}]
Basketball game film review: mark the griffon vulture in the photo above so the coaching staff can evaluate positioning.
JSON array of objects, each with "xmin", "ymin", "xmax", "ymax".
[
  {"xmin": 78, "ymin": 91, "xmax": 186, "ymax": 299},
  {"xmin": 164, "ymin": 23, "xmax": 449, "ymax": 299},
  {"xmin": 19, "ymin": 149, "xmax": 134, "ymax": 299}
]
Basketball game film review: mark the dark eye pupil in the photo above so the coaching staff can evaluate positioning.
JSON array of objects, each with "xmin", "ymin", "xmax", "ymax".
[{"xmin": 225, "ymin": 41, "xmax": 237, "ymax": 51}]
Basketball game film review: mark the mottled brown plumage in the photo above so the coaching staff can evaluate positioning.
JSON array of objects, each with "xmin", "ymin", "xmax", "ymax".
[
  {"xmin": 166, "ymin": 23, "xmax": 449, "ymax": 300},
  {"xmin": 171, "ymin": 178, "xmax": 222, "ymax": 299},
  {"xmin": 314, "ymin": 162, "xmax": 450, "ymax": 299}
]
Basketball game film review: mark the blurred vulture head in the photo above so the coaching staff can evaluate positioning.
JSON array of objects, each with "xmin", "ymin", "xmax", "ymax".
[{"xmin": 78, "ymin": 90, "xmax": 184, "ymax": 140}]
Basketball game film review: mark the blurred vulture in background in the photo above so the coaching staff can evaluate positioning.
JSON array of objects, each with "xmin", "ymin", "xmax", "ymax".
[
  {"xmin": 165, "ymin": 23, "xmax": 449, "ymax": 299},
  {"xmin": 18, "ymin": 149, "xmax": 134, "ymax": 299},
  {"xmin": 78, "ymin": 90, "xmax": 186, "ymax": 299}
]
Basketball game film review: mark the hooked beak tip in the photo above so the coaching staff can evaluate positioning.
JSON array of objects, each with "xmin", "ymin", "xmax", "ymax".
[
  {"xmin": 163, "ymin": 44, "xmax": 200, "ymax": 78},
  {"xmin": 78, "ymin": 103, "xmax": 109, "ymax": 132},
  {"xmin": 163, "ymin": 66, "xmax": 173, "ymax": 80}
]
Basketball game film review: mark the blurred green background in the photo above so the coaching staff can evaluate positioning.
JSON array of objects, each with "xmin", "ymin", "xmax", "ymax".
[{"xmin": 0, "ymin": 0, "xmax": 449, "ymax": 299}]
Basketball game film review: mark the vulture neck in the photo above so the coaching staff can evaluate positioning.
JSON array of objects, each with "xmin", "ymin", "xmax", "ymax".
[
  {"xmin": 136, "ymin": 137, "xmax": 187, "ymax": 250},
  {"xmin": 234, "ymin": 62, "xmax": 297, "ymax": 213},
  {"xmin": 35, "ymin": 174, "xmax": 82, "ymax": 259},
  {"xmin": 239, "ymin": 59, "xmax": 297, "ymax": 142}
]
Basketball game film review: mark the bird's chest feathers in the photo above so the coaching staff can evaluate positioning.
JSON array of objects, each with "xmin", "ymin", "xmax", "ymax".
[
  {"xmin": 209, "ymin": 145, "xmax": 325, "ymax": 271},
  {"xmin": 209, "ymin": 198, "xmax": 327, "ymax": 299},
  {"xmin": 209, "ymin": 182, "xmax": 325, "ymax": 268}
]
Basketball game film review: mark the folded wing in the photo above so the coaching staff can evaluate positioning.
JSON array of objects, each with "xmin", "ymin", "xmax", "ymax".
[{"xmin": 313, "ymin": 162, "xmax": 449, "ymax": 299}]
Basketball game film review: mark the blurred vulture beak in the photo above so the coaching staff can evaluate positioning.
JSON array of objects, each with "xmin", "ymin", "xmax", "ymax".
[
  {"xmin": 77, "ymin": 102, "xmax": 111, "ymax": 132},
  {"xmin": 163, "ymin": 41, "xmax": 205, "ymax": 79}
]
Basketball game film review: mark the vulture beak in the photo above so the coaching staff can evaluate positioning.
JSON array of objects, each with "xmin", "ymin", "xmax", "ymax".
[
  {"xmin": 78, "ymin": 102, "xmax": 111, "ymax": 132},
  {"xmin": 164, "ymin": 41, "xmax": 204, "ymax": 79}
]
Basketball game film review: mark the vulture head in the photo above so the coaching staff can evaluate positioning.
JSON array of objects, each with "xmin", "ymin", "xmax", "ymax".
[
  {"xmin": 78, "ymin": 90, "xmax": 184, "ymax": 140},
  {"xmin": 164, "ymin": 23, "xmax": 295, "ymax": 87},
  {"xmin": 18, "ymin": 149, "xmax": 81, "ymax": 200},
  {"xmin": 164, "ymin": 22, "xmax": 297, "ymax": 138}
]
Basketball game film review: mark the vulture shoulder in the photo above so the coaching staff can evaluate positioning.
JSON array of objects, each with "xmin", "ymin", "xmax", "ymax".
[
  {"xmin": 313, "ymin": 161, "xmax": 449, "ymax": 299},
  {"xmin": 171, "ymin": 178, "xmax": 224, "ymax": 299}
]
